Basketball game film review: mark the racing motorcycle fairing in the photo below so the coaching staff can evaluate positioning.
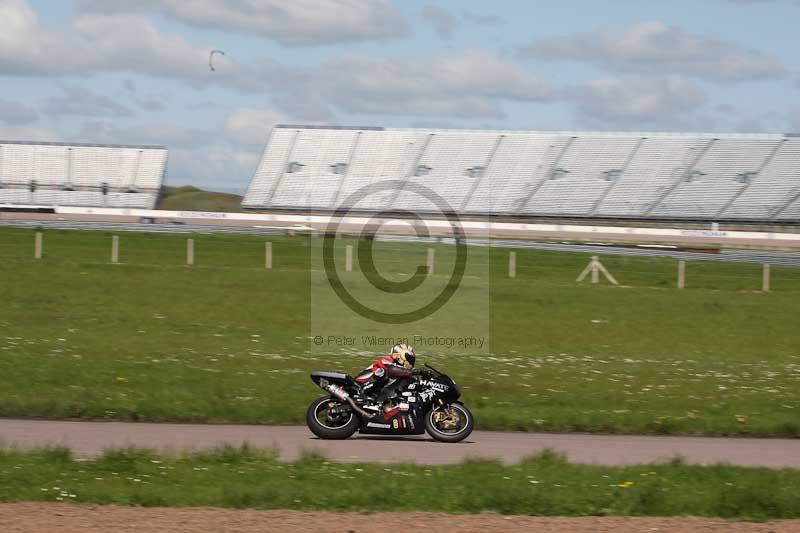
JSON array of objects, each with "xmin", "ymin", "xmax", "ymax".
[
  {"xmin": 310, "ymin": 371, "xmax": 353, "ymax": 387},
  {"xmin": 307, "ymin": 363, "xmax": 473, "ymax": 443},
  {"xmin": 359, "ymin": 413, "xmax": 425, "ymax": 435},
  {"xmin": 358, "ymin": 398, "xmax": 426, "ymax": 435}
]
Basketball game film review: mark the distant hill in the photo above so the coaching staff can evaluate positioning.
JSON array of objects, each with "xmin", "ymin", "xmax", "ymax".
[{"xmin": 157, "ymin": 186, "xmax": 244, "ymax": 212}]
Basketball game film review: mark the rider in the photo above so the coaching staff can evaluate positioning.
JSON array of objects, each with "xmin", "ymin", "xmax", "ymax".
[{"xmin": 355, "ymin": 343, "xmax": 424, "ymax": 407}]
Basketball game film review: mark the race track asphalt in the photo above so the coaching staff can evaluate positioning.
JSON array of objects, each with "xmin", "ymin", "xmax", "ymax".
[{"xmin": 1, "ymin": 419, "xmax": 799, "ymax": 467}]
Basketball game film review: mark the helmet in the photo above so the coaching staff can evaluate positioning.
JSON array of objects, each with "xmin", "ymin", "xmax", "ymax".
[{"xmin": 390, "ymin": 343, "xmax": 416, "ymax": 369}]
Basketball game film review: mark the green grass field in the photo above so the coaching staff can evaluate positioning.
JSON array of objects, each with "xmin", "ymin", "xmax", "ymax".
[
  {"xmin": 0, "ymin": 227, "xmax": 799, "ymax": 435},
  {"xmin": 1, "ymin": 447, "xmax": 799, "ymax": 520},
  {"xmin": 156, "ymin": 186, "xmax": 244, "ymax": 212}
]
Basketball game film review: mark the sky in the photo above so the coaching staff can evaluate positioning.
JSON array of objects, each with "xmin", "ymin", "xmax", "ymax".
[{"xmin": 0, "ymin": 0, "xmax": 798, "ymax": 193}]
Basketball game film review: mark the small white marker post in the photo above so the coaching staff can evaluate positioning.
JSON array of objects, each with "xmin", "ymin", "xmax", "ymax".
[
  {"xmin": 265, "ymin": 242, "xmax": 273, "ymax": 269},
  {"xmin": 187, "ymin": 238, "xmax": 194, "ymax": 266},
  {"xmin": 34, "ymin": 232, "xmax": 43, "ymax": 259},
  {"xmin": 509, "ymin": 251, "xmax": 516, "ymax": 278},
  {"xmin": 677, "ymin": 260, "xmax": 686, "ymax": 289},
  {"xmin": 762, "ymin": 264, "xmax": 771, "ymax": 292},
  {"xmin": 576, "ymin": 255, "xmax": 618, "ymax": 285},
  {"xmin": 427, "ymin": 248, "xmax": 435, "ymax": 275},
  {"xmin": 111, "ymin": 235, "xmax": 119, "ymax": 264},
  {"xmin": 345, "ymin": 244, "xmax": 353, "ymax": 272}
]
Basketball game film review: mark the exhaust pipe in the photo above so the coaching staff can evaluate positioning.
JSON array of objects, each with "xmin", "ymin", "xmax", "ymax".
[
  {"xmin": 321, "ymin": 381, "xmax": 376, "ymax": 419},
  {"xmin": 344, "ymin": 396, "xmax": 377, "ymax": 419}
]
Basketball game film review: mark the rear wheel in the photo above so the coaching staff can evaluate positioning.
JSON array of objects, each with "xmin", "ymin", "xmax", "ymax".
[
  {"xmin": 425, "ymin": 403, "xmax": 473, "ymax": 443},
  {"xmin": 306, "ymin": 396, "xmax": 359, "ymax": 440}
]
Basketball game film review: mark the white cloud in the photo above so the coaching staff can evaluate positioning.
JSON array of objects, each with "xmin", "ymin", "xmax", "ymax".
[
  {"xmin": 224, "ymin": 107, "xmax": 293, "ymax": 145},
  {"xmin": 421, "ymin": 4, "xmax": 459, "ymax": 39},
  {"xmin": 0, "ymin": 0, "xmax": 291, "ymax": 93},
  {"xmin": 461, "ymin": 10, "xmax": 502, "ymax": 27},
  {"xmin": 120, "ymin": 79, "xmax": 169, "ymax": 112},
  {"xmin": 0, "ymin": 124, "xmax": 59, "ymax": 142},
  {"xmin": 0, "ymin": 1, "xmax": 549, "ymax": 122},
  {"xmin": 76, "ymin": 0, "xmax": 409, "ymax": 46},
  {"xmin": 789, "ymin": 109, "xmax": 800, "ymax": 131},
  {"xmin": 167, "ymin": 143, "xmax": 259, "ymax": 192},
  {"xmin": 42, "ymin": 86, "xmax": 134, "ymax": 118},
  {"xmin": 76, "ymin": 107, "xmax": 293, "ymax": 192},
  {"xmin": 80, "ymin": 120, "xmax": 214, "ymax": 149},
  {"xmin": 0, "ymin": 98, "xmax": 38, "ymax": 124},
  {"xmin": 571, "ymin": 75, "xmax": 708, "ymax": 128},
  {"xmin": 521, "ymin": 20, "xmax": 785, "ymax": 81},
  {"xmin": 136, "ymin": 97, "xmax": 167, "ymax": 113},
  {"xmin": 295, "ymin": 50, "xmax": 555, "ymax": 119}
]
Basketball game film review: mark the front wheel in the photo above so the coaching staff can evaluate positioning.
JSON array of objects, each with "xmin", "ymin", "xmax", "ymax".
[
  {"xmin": 306, "ymin": 396, "xmax": 359, "ymax": 440},
  {"xmin": 425, "ymin": 403, "xmax": 474, "ymax": 443}
]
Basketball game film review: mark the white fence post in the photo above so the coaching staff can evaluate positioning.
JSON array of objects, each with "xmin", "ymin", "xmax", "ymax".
[
  {"xmin": 111, "ymin": 235, "xmax": 119, "ymax": 263},
  {"xmin": 763, "ymin": 264, "xmax": 771, "ymax": 292},
  {"xmin": 34, "ymin": 232, "xmax": 42, "ymax": 259},
  {"xmin": 265, "ymin": 242, "xmax": 273, "ymax": 269},
  {"xmin": 187, "ymin": 238, "xmax": 194, "ymax": 266},
  {"xmin": 345, "ymin": 244, "xmax": 353, "ymax": 272},
  {"xmin": 508, "ymin": 251, "xmax": 516, "ymax": 278},
  {"xmin": 677, "ymin": 260, "xmax": 686, "ymax": 289},
  {"xmin": 427, "ymin": 248, "xmax": 435, "ymax": 275}
]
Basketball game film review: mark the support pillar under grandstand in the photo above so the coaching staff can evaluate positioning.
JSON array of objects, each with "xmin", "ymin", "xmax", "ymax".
[
  {"xmin": 716, "ymin": 139, "xmax": 785, "ymax": 219},
  {"xmin": 644, "ymin": 138, "xmax": 716, "ymax": 217},
  {"xmin": 589, "ymin": 136, "xmax": 646, "ymax": 217},
  {"xmin": 329, "ymin": 131, "xmax": 362, "ymax": 209},
  {"xmin": 262, "ymin": 128, "xmax": 300, "ymax": 207},
  {"xmin": 515, "ymin": 136, "xmax": 576, "ymax": 214},
  {"xmin": 389, "ymin": 133, "xmax": 435, "ymax": 210},
  {"xmin": 460, "ymin": 134, "xmax": 504, "ymax": 212}
]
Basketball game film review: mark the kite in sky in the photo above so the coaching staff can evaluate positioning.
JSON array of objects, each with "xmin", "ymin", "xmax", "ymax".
[{"xmin": 209, "ymin": 50, "xmax": 225, "ymax": 71}]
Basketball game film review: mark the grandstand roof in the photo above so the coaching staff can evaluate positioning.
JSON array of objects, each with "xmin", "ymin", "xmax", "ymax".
[
  {"xmin": 0, "ymin": 140, "xmax": 166, "ymax": 150},
  {"xmin": 274, "ymin": 124, "xmax": 385, "ymax": 132},
  {"xmin": 272, "ymin": 124, "xmax": 791, "ymax": 140}
]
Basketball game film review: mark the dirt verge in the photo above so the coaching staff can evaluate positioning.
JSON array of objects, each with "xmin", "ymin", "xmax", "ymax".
[{"xmin": 2, "ymin": 504, "xmax": 800, "ymax": 532}]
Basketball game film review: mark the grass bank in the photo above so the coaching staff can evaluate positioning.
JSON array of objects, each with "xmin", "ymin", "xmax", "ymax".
[
  {"xmin": 1, "ymin": 447, "xmax": 799, "ymax": 521},
  {"xmin": 156, "ymin": 185, "xmax": 243, "ymax": 212},
  {"xmin": 0, "ymin": 227, "xmax": 798, "ymax": 435}
]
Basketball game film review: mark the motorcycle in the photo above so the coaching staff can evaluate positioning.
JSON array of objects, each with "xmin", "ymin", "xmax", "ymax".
[{"xmin": 306, "ymin": 364, "xmax": 474, "ymax": 443}]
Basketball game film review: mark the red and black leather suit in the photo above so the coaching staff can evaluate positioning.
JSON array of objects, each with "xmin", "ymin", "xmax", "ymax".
[{"xmin": 354, "ymin": 355, "xmax": 414, "ymax": 402}]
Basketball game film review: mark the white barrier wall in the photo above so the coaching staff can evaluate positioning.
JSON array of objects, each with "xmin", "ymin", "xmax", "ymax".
[{"xmin": 52, "ymin": 205, "xmax": 800, "ymax": 243}]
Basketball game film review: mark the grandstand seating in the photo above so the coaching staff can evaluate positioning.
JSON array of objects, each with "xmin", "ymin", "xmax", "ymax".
[
  {"xmin": 242, "ymin": 126, "xmax": 800, "ymax": 222},
  {"xmin": 0, "ymin": 141, "xmax": 167, "ymax": 209}
]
